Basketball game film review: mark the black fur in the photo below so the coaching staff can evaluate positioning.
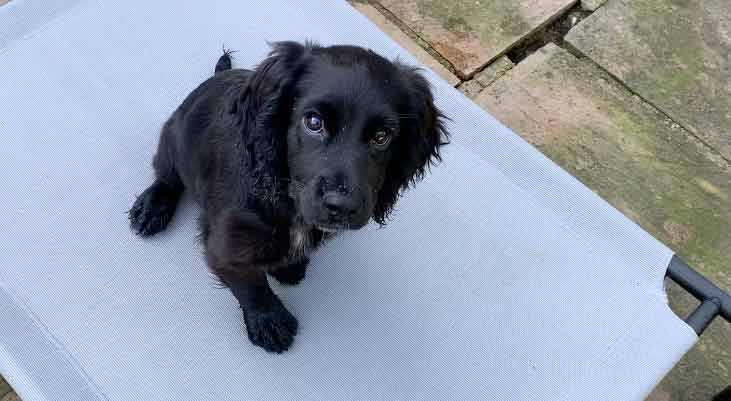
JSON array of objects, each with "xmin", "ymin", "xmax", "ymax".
[
  {"xmin": 269, "ymin": 257, "xmax": 310, "ymax": 286},
  {"xmin": 129, "ymin": 41, "xmax": 448, "ymax": 353}
]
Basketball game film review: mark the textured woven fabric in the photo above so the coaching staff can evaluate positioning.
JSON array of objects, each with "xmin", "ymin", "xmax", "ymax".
[{"xmin": 0, "ymin": 0, "xmax": 697, "ymax": 400}]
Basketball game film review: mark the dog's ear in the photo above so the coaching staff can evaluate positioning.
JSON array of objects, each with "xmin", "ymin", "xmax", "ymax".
[
  {"xmin": 372, "ymin": 65, "xmax": 449, "ymax": 225},
  {"xmin": 229, "ymin": 41, "xmax": 311, "ymax": 122},
  {"xmin": 230, "ymin": 41, "xmax": 314, "ymax": 222}
]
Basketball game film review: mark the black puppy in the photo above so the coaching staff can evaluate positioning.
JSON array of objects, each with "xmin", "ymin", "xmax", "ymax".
[{"xmin": 129, "ymin": 42, "xmax": 448, "ymax": 353}]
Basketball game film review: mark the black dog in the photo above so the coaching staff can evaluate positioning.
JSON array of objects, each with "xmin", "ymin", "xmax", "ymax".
[{"xmin": 129, "ymin": 42, "xmax": 448, "ymax": 353}]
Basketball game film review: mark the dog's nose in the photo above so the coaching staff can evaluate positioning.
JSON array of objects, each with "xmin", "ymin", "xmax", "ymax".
[{"xmin": 322, "ymin": 192, "xmax": 360, "ymax": 217}]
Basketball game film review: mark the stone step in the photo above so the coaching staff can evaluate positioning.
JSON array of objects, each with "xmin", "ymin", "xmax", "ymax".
[
  {"xmin": 566, "ymin": 0, "xmax": 731, "ymax": 161},
  {"xmin": 0, "ymin": 377, "xmax": 11, "ymax": 399},
  {"xmin": 0, "ymin": 393, "xmax": 19, "ymax": 401},
  {"xmin": 349, "ymin": 1, "xmax": 460, "ymax": 86},
  {"xmin": 376, "ymin": 0, "xmax": 577, "ymax": 78}
]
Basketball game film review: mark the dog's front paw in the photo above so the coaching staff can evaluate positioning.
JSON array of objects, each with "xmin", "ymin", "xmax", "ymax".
[
  {"xmin": 128, "ymin": 182, "xmax": 180, "ymax": 236},
  {"xmin": 243, "ymin": 300, "xmax": 298, "ymax": 353},
  {"xmin": 270, "ymin": 258, "xmax": 309, "ymax": 285}
]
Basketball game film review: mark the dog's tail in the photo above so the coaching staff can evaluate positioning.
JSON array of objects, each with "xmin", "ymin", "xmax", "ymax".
[{"xmin": 215, "ymin": 46, "xmax": 234, "ymax": 74}]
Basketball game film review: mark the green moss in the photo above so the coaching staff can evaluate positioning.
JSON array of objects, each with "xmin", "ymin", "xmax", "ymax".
[
  {"xmin": 626, "ymin": 1, "xmax": 704, "ymax": 92},
  {"xmin": 416, "ymin": 1, "xmax": 471, "ymax": 34},
  {"xmin": 417, "ymin": 0, "xmax": 531, "ymax": 41},
  {"xmin": 568, "ymin": 0, "xmax": 731, "ymax": 159},
  {"xmin": 444, "ymin": 14, "xmax": 470, "ymax": 33}
]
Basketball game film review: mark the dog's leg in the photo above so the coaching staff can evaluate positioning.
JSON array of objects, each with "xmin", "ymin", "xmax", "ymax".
[
  {"xmin": 204, "ymin": 209, "xmax": 298, "ymax": 353},
  {"xmin": 129, "ymin": 121, "xmax": 184, "ymax": 236},
  {"xmin": 228, "ymin": 272, "xmax": 298, "ymax": 353},
  {"xmin": 270, "ymin": 257, "xmax": 309, "ymax": 285}
]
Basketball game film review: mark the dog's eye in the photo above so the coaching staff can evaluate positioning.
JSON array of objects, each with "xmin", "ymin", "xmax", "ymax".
[
  {"xmin": 370, "ymin": 130, "xmax": 392, "ymax": 147},
  {"xmin": 303, "ymin": 112, "xmax": 324, "ymax": 134}
]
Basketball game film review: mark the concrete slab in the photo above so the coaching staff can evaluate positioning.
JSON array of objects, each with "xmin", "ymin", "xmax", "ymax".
[
  {"xmin": 457, "ymin": 79, "xmax": 483, "ymax": 98},
  {"xmin": 0, "ymin": 392, "xmax": 20, "ymax": 401},
  {"xmin": 376, "ymin": 0, "xmax": 576, "ymax": 78},
  {"xmin": 0, "ymin": 378, "xmax": 10, "ymax": 399},
  {"xmin": 646, "ymin": 386, "xmax": 671, "ymax": 401},
  {"xmin": 566, "ymin": 0, "xmax": 731, "ymax": 161},
  {"xmin": 476, "ymin": 43, "xmax": 731, "ymax": 401},
  {"xmin": 474, "ymin": 55, "xmax": 513, "ymax": 87},
  {"xmin": 349, "ymin": 1, "xmax": 460, "ymax": 86},
  {"xmin": 580, "ymin": 0, "xmax": 606, "ymax": 12},
  {"xmin": 457, "ymin": 56, "xmax": 513, "ymax": 99}
]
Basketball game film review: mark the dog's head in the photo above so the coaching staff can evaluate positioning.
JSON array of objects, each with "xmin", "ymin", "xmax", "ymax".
[{"xmin": 248, "ymin": 41, "xmax": 448, "ymax": 231}]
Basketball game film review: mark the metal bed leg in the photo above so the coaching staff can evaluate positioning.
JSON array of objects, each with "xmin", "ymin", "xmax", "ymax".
[{"xmin": 665, "ymin": 255, "xmax": 731, "ymax": 335}]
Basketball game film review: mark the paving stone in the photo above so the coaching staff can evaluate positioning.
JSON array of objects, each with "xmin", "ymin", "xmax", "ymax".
[
  {"xmin": 580, "ymin": 0, "xmax": 606, "ymax": 12},
  {"xmin": 0, "ymin": 392, "xmax": 20, "ymax": 401},
  {"xmin": 474, "ymin": 56, "xmax": 513, "ymax": 87},
  {"xmin": 476, "ymin": 43, "xmax": 731, "ymax": 401},
  {"xmin": 0, "ymin": 377, "xmax": 10, "ymax": 399},
  {"xmin": 457, "ymin": 56, "xmax": 514, "ymax": 100},
  {"xmin": 645, "ymin": 386, "xmax": 671, "ymax": 401},
  {"xmin": 377, "ymin": 0, "xmax": 576, "ymax": 78},
  {"xmin": 349, "ymin": 1, "xmax": 460, "ymax": 86},
  {"xmin": 566, "ymin": 0, "xmax": 731, "ymax": 161},
  {"xmin": 457, "ymin": 79, "xmax": 484, "ymax": 98}
]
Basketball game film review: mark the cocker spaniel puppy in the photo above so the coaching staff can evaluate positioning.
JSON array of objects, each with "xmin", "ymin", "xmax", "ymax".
[{"xmin": 129, "ymin": 41, "xmax": 448, "ymax": 352}]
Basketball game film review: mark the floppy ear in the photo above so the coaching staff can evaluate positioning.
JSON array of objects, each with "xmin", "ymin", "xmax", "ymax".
[
  {"xmin": 372, "ymin": 65, "xmax": 449, "ymax": 225},
  {"xmin": 230, "ymin": 41, "xmax": 310, "ymax": 118},
  {"xmin": 229, "ymin": 41, "xmax": 313, "ymax": 221}
]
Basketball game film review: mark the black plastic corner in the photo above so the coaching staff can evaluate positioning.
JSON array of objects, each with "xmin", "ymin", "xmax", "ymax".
[{"xmin": 666, "ymin": 255, "xmax": 731, "ymax": 335}]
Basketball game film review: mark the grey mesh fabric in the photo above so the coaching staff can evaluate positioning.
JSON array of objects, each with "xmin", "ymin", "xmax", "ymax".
[{"xmin": 0, "ymin": 0, "xmax": 697, "ymax": 400}]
